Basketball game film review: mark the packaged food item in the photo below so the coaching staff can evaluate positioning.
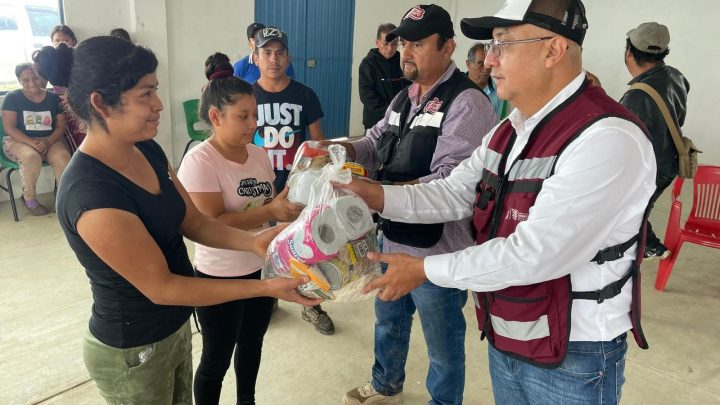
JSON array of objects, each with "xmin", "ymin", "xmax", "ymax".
[{"xmin": 285, "ymin": 141, "xmax": 368, "ymax": 206}]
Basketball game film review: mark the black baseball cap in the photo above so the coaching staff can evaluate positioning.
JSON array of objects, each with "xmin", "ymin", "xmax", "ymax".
[
  {"xmin": 385, "ymin": 4, "xmax": 454, "ymax": 42},
  {"xmin": 255, "ymin": 26, "xmax": 289, "ymax": 49},
  {"xmin": 461, "ymin": 0, "xmax": 588, "ymax": 45},
  {"xmin": 247, "ymin": 22, "xmax": 266, "ymax": 40}
]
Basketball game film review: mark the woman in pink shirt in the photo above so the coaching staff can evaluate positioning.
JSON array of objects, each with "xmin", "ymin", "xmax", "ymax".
[{"xmin": 177, "ymin": 52, "xmax": 304, "ymax": 405}]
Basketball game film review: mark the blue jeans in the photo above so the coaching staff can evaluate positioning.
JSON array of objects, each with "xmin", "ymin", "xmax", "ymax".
[
  {"xmin": 488, "ymin": 333, "xmax": 628, "ymax": 405},
  {"xmin": 371, "ymin": 264, "xmax": 468, "ymax": 405}
]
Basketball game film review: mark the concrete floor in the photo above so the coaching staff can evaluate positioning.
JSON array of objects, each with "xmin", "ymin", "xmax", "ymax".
[{"xmin": 0, "ymin": 186, "xmax": 719, "ymax": 405}]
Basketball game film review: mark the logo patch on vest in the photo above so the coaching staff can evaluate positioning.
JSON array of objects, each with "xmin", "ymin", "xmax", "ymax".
[
  {"xmin": 424, "ymin": 97, "xmax": 443, "ymax": 114},
  {"xmin": 405, "ymin": 6, "xmax": 425, "ymax": 20},
  {"xmin": 504, "ymin": 208, "xmax": 528, "ymax": 222}
]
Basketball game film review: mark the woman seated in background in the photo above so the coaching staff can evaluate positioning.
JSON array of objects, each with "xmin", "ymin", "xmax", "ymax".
[
  {"xmin": 1, "ymin": 63, "xmax": 70, "ymax": 215},
  {"xmin": 178, "ymin": 52, "xmax": 304, "ymax": 405},
  {"xmin": 47, "ymin": 24, "xmax": 86, "ymax": 151},
  {"xmin": 50, "ymin": 24, "xmax": 77, "ymax": 48},
  {"xmin": 34, "ymin": 37, "xmax": 319, "ymax": 404}
]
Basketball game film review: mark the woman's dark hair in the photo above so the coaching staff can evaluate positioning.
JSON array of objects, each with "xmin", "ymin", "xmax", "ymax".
[
  {"xmin": 15, "ymin": 62, "xmax": 33, "ymax": 78},
  {"xmin": 33, "ymin": 43, "xmax": 72, "ymax": 86},
  {"xmin": 50, "ymin": 24, "xmax": 78, "ymax": 45},
  {"xmin": 110, "ymin": 28, "xmax": 131, "ymax": 41},
  {"xmin": 626, "ymin": 38, "xmax": 669, "ymax": 66},
  {"xmin": 199, "ymin": 52, "xmax": 254, "ymax": 126},
  {"xmin": 33, "ymin": 36, "xmax": 158, "ymax": 131}
]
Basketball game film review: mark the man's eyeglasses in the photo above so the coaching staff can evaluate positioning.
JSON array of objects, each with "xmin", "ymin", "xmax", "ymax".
[{"xmin": 483, "ymin": 36, "xmax": 555, "ymax": 58}]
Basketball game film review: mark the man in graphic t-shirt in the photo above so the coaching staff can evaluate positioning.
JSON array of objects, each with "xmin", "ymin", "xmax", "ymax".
[
  {"xmin": 252, "ymin": 26, "xmax": 334, "ymax": 335},
  {"xmin": 252, "ymin": 26, "xmax": 324, "ymax": 193}
]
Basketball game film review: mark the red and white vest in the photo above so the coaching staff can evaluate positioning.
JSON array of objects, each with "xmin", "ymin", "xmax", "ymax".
[{"xmin": 472, "ymin": 82, "xmax": 651, "ymax": 367}]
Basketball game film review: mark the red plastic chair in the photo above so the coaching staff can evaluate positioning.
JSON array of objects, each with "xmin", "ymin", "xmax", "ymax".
[{"xmin": 656, "ymin": 165, "xmax": 720, "ymax": 291}]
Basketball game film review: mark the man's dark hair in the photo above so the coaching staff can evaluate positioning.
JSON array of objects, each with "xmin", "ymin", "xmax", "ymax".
[
  {"xmin": 376, "ymin": 23, "xmax": 396, "ymax": 40},
  {"xmin": 626, "ymin": 38, "xmax": 669, "ymax": 67},
  {"xmin": 437, "ymin": 35, "xmax": 451, "ymax": 51},
  {"xmin": 467, "ymin": 43, "xmax": 485, "ymax": 62}
]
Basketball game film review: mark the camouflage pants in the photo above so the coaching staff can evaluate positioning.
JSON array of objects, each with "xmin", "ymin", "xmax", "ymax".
[{"xmin": 83, "ymin": 321, "xmax": 193, "ymax": 405}]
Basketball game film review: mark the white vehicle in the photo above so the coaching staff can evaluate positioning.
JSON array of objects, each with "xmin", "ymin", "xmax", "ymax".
[{"xmin": 0, "ymin": 0, "xmax": 60, "ymax": 91}]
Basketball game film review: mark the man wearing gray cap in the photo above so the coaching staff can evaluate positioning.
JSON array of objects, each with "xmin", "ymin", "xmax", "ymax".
[
  {"xmin": 336, "ymin": 1, "xmax": 657, "ymax": 403},
  {"xmin": 620, "ymin": 22, "xmax": 690, "ymax": 260},
  {"xmin": 339, "ymin": 4, "xmax": 497, "ymax": 405}
]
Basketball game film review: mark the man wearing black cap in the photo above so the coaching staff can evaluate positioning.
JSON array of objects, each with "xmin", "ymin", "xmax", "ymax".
[
  {"xmin": 337, "ymin": 1, "xmax": 657, "ymax": 403},
  {"xmin": 340, "ymin": 4, "xmax": 497, "ymax": 405},
  {"xmin": 620, "ymin": 22, "xmax": 690, "ymax": 261},
  {"xmin": 232, "ymin": 22, "xmax": 295, "ymax": 83}
]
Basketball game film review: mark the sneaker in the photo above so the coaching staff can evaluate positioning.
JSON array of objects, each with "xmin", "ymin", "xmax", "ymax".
[
  {"xmin": 343, "ymin": 382, "xmax": 403, "ymax": 405},
  {"xmin": 22, "ymin": 196, "xmax": 49, "ymax": 216},
  {"xmin": 301, "ymin": 305, "xmax": 335, "ymax": 335},
  {"xmin": 644, "ymin": 243, "xmax": 671, "ymax": 260}
]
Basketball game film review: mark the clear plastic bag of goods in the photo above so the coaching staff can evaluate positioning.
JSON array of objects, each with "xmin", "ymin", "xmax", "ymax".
[{"xmin": 263, "ymin": 142, "xmax": 380, "ymax": 303}]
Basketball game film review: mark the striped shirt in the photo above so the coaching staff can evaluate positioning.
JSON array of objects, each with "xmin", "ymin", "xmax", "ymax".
[{"xmin": 351, "ymin": 62, "xmax": 498, "ymax": 257}]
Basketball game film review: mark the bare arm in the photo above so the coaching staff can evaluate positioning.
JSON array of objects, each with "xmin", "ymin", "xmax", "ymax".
[
  {"xmin": 76, "ymin": 207, "xmax": 320, "ymax": 306},
  {"xmin": 47, "ymin": 112, "xmax": 67, "ymax": 145},
  {"xmin": 188, "ymin": 187, "xmax": 303, "ymax": 230},
  {"xmin": 1, "ymin": 110, "xmax": 37, "ymax": 146},
  {"xmin": 171, "ymin": 165, "xmax": 264, "ymax": 254},
  {"xmin": 307, "ymin": 119, "xmax": 324, "ymax": 141}
]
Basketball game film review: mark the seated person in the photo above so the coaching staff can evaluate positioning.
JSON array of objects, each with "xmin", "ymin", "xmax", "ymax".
[{"xmin": 1, "ymin": 63, "xmax": 70, "ymax": 215}]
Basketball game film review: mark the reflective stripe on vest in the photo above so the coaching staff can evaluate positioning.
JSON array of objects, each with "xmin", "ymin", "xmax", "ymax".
[
  {"xmin": 409, "ymin": 112, "xmax": 444, "ymax": 129},
  {"xmin": 491, "ymin": 314, "xmax": 550, "ymax": 341},
  {"xmin": 484, "ymin": 149, "xmax": 503, "ymax": 176},
  {"xmin": 508, "ymin": 156, "xmax": 557, "ymax": 181}
]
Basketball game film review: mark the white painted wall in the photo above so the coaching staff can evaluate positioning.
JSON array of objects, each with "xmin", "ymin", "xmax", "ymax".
[
  {"xmin": 61, "ymin": 0, "xmax": 253, "ymax": 164},
  {"xmin": 3, "ymin": 0, "xmax": 717, "ymax": 203},
  {"xmin": 350, "ymin": 0, "xmax": 719, "ymax": 168}
]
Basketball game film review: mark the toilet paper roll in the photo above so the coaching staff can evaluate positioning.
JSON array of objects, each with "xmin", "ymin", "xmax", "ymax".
[
  {"xmin": 332, "ymin": 195, "xmax": 374, "ymax": 241},
  {"xmin": 287, "ymin": 169, "xmax": 322, "ymax": 205},
  {"xmin": 274, "ymin": 206, "xmax": 346, "ymax": 265}
]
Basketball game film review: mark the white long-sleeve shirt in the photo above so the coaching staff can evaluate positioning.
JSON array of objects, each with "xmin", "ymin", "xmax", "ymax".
[{"xmin": 381, "ymin": 73, "xmax": 657, "ymax": 341}]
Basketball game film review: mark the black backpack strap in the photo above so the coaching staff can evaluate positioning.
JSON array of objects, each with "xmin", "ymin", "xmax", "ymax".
[
  {"xmin": 572, "ymin": 268, "xmax": 633, "ymax": 303},
  {"xmin": 590, "ymin": 234, "xmax": 639, "ymax": 265}
]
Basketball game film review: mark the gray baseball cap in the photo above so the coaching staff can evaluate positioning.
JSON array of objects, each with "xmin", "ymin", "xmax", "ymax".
[{"xmin": 627, "ymin": 22, "xmax": 669, "ymax": 54}]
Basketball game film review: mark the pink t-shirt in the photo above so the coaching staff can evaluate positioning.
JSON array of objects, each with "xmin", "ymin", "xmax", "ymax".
[{"xmin": 178, "ymin": 142, "xmax": 275, "ymax": 277}]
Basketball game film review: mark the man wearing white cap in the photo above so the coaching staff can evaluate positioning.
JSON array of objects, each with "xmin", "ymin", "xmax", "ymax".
[
  {"xmin": 338, "ymin": 0, "xmax": 657, "ymax": 403},
  {"xmin": 620, "ymin": 22, "xmax": 690, "ymax": 261}
]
